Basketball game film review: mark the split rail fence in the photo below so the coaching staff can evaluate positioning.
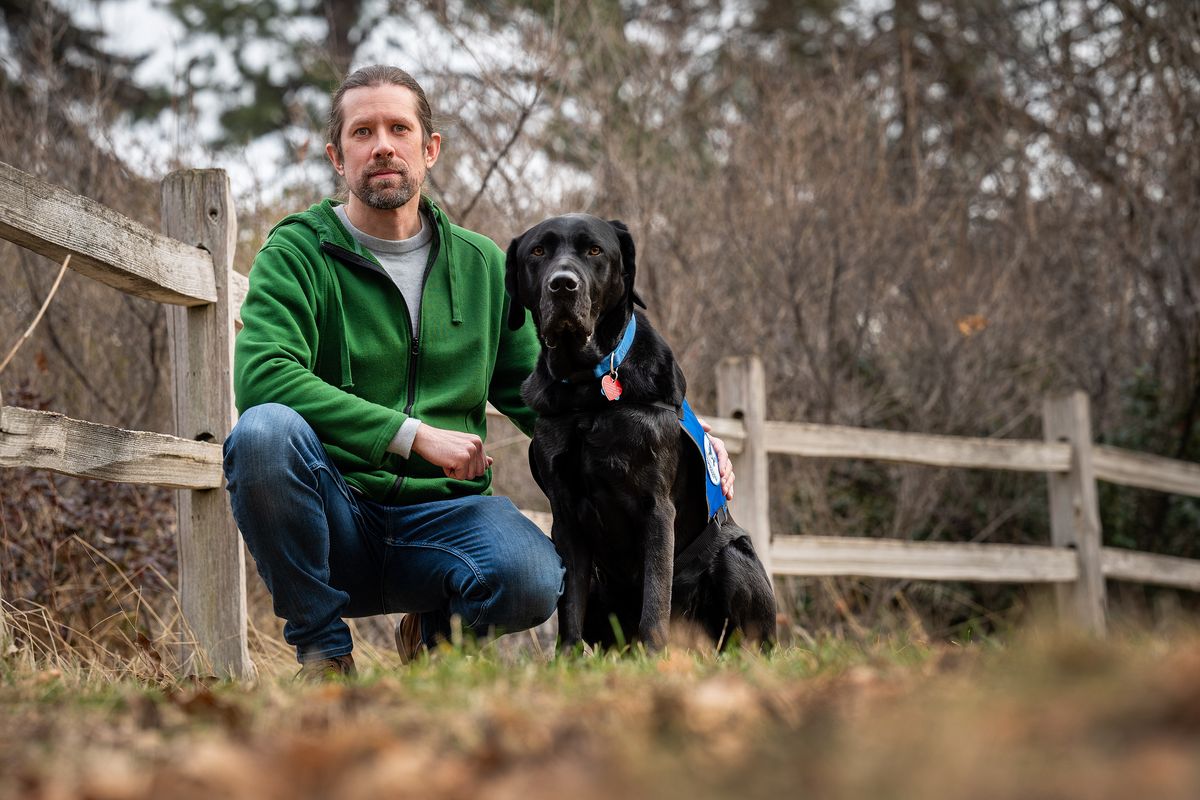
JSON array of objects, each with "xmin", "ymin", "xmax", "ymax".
[{"xmin": 3, "ymin": 163, "xmax": 1200, "ymax": 678}]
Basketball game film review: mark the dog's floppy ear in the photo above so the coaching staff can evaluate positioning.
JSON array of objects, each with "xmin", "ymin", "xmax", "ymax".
[
  {"xmin": 504, "ymin": 234, "xmax": 527, "ymax": 330},
  {"xmin": 608, "ymin": 219, "xmax": 647, "ymax": 310}
]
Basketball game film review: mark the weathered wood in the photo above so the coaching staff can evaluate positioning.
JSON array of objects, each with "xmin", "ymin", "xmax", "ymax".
[
  {"xmin": 1101, "ymin": 547, "xmax": 1200, "ymax": 592},
  {"xmin": 0, "ymin": 405, "xmax": 221, "ymax": 488},
  {"xmin": 1044, "ymin": 391, "xmax": 1106, "ymax": 635},
  {"xmin": 162, "ymin": 169, "xmax": 253, "ymax": 679},
  {"xmin": 763, "ymin": 421, "xmax": 1071, "ymax": 473},
  {"xmin": 772, "ymin": 535, "xmax": 1079, "ymax": 582},
  {"xmin": 0, "ymin": 385, "xmax": 6, "ymax": 648},
  {"xmin": 717, "ymin": 357, "xmax": 772, "ymax": 586},
  {"xmin": 0, "ymin": 161, "xmax": 216, "ymax": 306},
  {"xmin": 1093, "ymin": 445, "xmax": 1200, "ymax": 498}
]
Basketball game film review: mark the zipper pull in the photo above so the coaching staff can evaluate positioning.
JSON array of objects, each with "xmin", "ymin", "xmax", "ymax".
[{"xmin": 411, "ymin": 336, "xmax": 420, "ymax": 356}]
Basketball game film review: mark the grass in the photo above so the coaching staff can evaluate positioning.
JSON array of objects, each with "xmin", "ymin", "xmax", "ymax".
[{"xmin": 4, "ymin": 619, "xmax": 1200, "ymax": 800}]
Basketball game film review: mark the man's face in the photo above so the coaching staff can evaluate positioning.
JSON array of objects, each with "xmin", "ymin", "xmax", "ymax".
[{"xmin": 326, "ymin": 84, "xmax": 441, "ymax": 211}]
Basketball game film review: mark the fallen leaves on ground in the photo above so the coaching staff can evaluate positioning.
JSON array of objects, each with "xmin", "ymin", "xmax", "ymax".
[{"xmin": 3, "ymin": 631, "xmax": 1200, "ymax": 800}]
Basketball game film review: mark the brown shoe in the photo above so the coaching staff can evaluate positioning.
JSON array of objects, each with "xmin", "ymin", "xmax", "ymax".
[
  {"xmin": 394, "ymin": 613, "xmax": 427, "ymax": 664},
  {"xmin": 295, "ymin": 653, "xmax": 356, "ymax": 682}
]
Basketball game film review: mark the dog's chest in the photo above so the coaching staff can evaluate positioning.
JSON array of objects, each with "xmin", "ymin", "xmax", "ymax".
[{"xmin": 535, "ymin": 410, "xmax": 679, "ymax": 519}]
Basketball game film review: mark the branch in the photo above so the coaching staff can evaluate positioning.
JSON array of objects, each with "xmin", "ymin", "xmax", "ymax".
[
  {"xmin": 458, "ymin": 88, "xmax": 542, "ymax": 224},
  {"xmin": 0, "ymin": 254, "xmax": 70, "ymax": 374}
]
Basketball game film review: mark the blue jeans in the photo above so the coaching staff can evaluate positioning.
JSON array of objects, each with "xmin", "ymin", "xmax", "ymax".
[{"xmin": 223, "ymin": 403, "xmax": 563, "ymax": 663}]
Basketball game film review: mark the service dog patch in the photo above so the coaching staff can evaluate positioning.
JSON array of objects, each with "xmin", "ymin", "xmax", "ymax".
[{"xmin": 679, "ymin": 398, "xmax": 728, "ymax": 520}]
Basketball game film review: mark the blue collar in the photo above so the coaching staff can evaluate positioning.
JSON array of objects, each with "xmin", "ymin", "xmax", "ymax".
[{"xmin": 594, "ymin": 315, "xmax": 637, "ymax": 378}]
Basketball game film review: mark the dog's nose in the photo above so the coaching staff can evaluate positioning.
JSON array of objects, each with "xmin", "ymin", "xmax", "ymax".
[{"xmin": 548, "ymin": 271, "xmax": 580, "ymax": 294}]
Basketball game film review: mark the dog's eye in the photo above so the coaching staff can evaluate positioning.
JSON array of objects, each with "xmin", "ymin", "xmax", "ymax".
[
  {"xmin": 531, "ymin": 246, "xmax": 545, "ymax": 257},
  {"xmin": 588, "ymin": 246, "xmax": 602, "ymax": 256}
]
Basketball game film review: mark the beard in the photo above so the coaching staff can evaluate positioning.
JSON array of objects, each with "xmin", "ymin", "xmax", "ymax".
[{"xmin": 350, "ymin": 161, "xmax": 422, "ymax": 210}]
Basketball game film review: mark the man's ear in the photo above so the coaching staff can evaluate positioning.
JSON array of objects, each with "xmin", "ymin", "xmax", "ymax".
[
  {"xmin": 609, "ymin": 219, "xmax": 647, "ymax": 310},
  {"xmin": 325, "ymin": 142, "xmax": 344, "ymax": 176},
  {"xmin": 504, "ymin": 235, "xmax": 527, "ymax": 330}
]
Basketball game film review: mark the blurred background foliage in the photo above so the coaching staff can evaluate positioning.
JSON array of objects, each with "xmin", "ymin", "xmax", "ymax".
[{"xmin": 1, "ymin": 0, "xmax": 1198, "ymax": 646}]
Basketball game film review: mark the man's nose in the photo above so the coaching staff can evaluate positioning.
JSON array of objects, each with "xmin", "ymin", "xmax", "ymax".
[
  {"xmin": 547, "ymin": 270, "xmax": 580, "ymax": 294},
  {"xmin": 371, "ymin": 133, "xmax": 396, "ymax": 158}
]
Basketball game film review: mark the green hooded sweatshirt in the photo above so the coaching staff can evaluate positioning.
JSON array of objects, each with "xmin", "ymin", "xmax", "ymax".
[{"xmin": 233, "ymin": 197, "xmax": 539, "ymax": 504}]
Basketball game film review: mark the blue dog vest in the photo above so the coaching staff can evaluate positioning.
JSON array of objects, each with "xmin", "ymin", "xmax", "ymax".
[
  {"xmin": 550, "ymin": 313, "xmax": 741, "ymax": 583},
  {"xmin": 679, "ymin": 398, "xmax": 729, "ymax": 522},
  {"xmin": 584, "ymin": 315, "xmax": 728, "ymax": 524}
]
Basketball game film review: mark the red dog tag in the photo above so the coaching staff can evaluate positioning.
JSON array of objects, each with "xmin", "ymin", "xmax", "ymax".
[{"xmin": 601, "ymin": 373, "xmax": 623, "ymax": 401}]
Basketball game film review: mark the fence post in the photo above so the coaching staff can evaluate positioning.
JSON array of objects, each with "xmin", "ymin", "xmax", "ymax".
[
  {"xmin": 0, "ymin": 385, "xmax": 7, "ymax": 649},
  {"xmin": 162, "ymin": 170, "xmax": 254, "ymax": 678},
  {"xmin": 1043, "ymin": 391, "xmax": 1106, "ymax": 636},
  {"xmin": 716, "ymin": 356, "xmax": 773, "ymax": 588}
]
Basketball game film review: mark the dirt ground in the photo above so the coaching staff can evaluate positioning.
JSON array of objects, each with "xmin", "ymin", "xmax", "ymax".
[{"xmin": 4, "ymin": 625, "xmax": 1200, "ymax": 800}]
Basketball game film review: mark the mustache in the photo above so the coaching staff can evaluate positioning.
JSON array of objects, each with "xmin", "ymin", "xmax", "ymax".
[{"xmin": 365, "ymin": 162, "xmax": 409, "ymax": 178}]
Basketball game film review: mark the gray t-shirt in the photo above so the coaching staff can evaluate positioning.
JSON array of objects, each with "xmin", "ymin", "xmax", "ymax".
[
  {"xmin": 334, "ymin": 204, "xmax": 432, "ymax": 458},
  {"xmin": 334, "ymin": 203, "xmax": 432, "ymax": 332}
]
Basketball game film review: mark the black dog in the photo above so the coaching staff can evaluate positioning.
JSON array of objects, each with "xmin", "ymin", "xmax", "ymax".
[{"xmin": 505, "ymin": 214, "xmax": 776, "ymax": 651}]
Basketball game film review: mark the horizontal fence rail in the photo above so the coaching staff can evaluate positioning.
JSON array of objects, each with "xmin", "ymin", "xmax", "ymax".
[
  {"xmin": 771, "ymin": 536, "xmax": 1080, "ymax": 583},
  {"xmin": 1092, "ymin": 445, "xmax": 1200, "ymax": 498},
  {"xmin": 0, "ymin": 161, "xmax": 217, "ymax": 306},
  {"xmin": 762, "ymin": 421, "xmax": 1071, "ymax": 473},
  {"xmin": 1100, "ymin": 548, "xmax": 1200, "ymax": 592},
  {"xmin": 0, "ymin": 162, "xmax": 249, "ymax": 321},
  {"xmin": 0, "ymin": 403, "xmax": 222, "ymax": 489}
]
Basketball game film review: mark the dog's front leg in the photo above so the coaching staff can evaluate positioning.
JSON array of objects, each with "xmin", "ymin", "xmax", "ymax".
[
  {"xmin": 553, "ymin": 528, "xmax": 592, "ymax": 650},
  {"xmin": 639, "ymin": 502, "xmax": 676, "ymax": 650}
]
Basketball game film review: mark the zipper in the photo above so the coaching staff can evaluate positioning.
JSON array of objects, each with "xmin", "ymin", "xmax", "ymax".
[
  {"xmin": 321, "ymin": 222, "xmax": 442, "ymax": 505},
  {"xmin": 387, "ymin": 235, "xmax": 441, "ymax": 503},
  {"xmin": 320, "ymin": 234, "xmax": 439, "ymax": 403},
  {"xmin": 400, "ymin": 230, "xmax": 439, "ymax": 417}
]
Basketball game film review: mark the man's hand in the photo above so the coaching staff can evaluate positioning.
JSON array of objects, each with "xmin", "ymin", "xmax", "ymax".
[
  {"xmin": 699, "ymin": 418, "xmax": 735, "ymax": 501},
  {"xmin": 412, "ymin": 424, "xmax": 493, "ymax": 480}
]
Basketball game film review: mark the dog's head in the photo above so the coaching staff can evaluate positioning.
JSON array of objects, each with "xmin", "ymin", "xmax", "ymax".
[{"xmin": 505, "ymin": 214, "xmax": 646, "ymax": 362}]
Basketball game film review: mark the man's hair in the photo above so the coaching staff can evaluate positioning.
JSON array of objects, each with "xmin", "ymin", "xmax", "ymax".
[{"xmin": 327, "ymin": 65, "xmax": 433, "ymax": 160}]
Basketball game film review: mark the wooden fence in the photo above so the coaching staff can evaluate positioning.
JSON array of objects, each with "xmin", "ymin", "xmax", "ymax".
[
  {"xmin": 3, "ymin": 163, "xmax": 1200, "ymax": 678},
  {"xmin": 710, "ymin": 360, "xmax": 1200, "ymax": 636},
  {"xmin": 1, "ymin": 163, "xmax": 252, "ymax": 677}
]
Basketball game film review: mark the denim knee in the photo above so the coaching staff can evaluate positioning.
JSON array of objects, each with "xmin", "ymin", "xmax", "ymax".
[
  {"xmin": 478, "ymin": 541, "xmax": 564, "ymax": 631},
  {"xmin": 224, "ymin": 404, "xmax": 315, "ymax": 485}
]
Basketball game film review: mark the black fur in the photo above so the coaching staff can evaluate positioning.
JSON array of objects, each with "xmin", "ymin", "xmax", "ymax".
[{"xmin": 506, "ymin": 213, "xmax": 776, "ymax": 651}]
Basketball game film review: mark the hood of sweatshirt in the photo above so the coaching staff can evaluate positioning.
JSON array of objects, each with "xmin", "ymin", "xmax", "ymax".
[{"xmin": 265, "ymin": 195, "xmax": 463, "ymax": 391}]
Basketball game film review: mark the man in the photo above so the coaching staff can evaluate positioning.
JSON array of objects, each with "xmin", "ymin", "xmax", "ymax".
[{"xmin": 224, "ymin": 65, "xmax": 733, "ymax": 679}]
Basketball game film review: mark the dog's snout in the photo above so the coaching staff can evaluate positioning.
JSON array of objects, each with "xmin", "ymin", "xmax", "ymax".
[{"xmin": 547, "ymin": 270, "xmax": 581, "ymax": 294}]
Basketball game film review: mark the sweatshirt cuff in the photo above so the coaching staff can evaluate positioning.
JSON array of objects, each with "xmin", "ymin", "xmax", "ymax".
[{"xmin": 386, "ymin": 417, "xmax": 422, "ymax": 458}]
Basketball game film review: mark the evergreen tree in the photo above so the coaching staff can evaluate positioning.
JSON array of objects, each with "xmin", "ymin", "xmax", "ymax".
[
  {"xmin": 162, "ymin": 0, "xmax": 374, "ymax": 151},
  {"xmin": 0, "ymin": 0, "xmax": 166, "ymax": 120}
]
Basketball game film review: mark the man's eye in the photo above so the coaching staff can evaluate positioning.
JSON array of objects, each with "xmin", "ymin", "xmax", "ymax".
[
  {"xmin": 588, "ymin": 246, "xmax": 602, "ymax": 256},
  {"xmin": 354, "ymin": 127, "xmax": 369, "ymax": 136},
  {"xmin": 531, "ymin": 246, "xmax": 545, "ymax": 257},
  {"xmin": 393, "ymin": 124, "xmax": 407, "ymax": 133}
]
